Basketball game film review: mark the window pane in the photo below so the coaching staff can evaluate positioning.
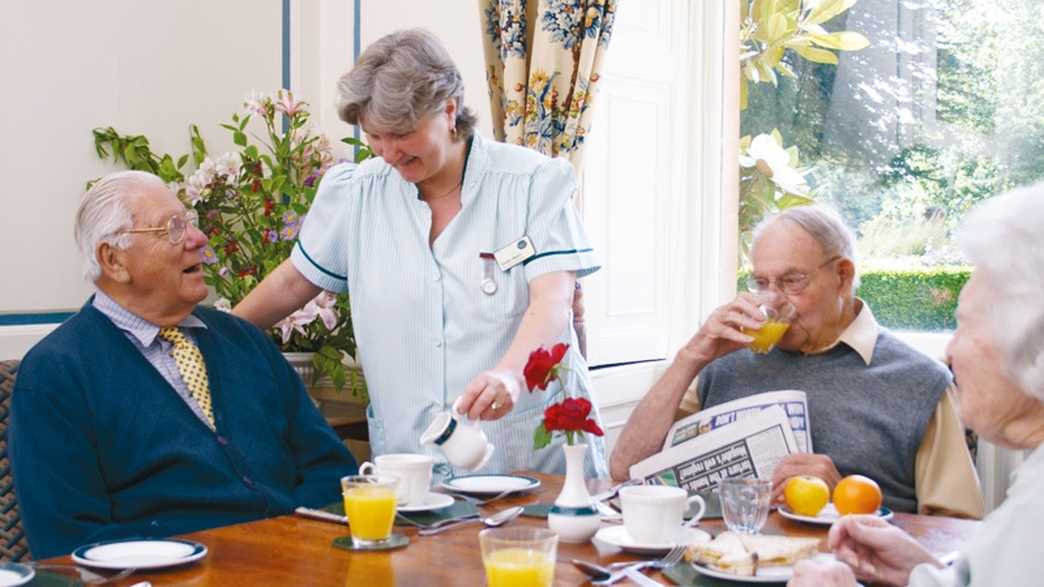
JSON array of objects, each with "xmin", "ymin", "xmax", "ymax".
[{"xmin": 740, "ymin": 0, "xmax": 1044, "ymax": 331}]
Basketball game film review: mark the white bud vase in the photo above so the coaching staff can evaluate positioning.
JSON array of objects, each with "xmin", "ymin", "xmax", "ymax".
[{"xmin": 547, "ymin": 442, "xmax": 601, "ymax": 543}]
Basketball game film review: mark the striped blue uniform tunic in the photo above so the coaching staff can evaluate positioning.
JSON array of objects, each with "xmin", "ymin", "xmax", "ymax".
[{"xmin": 290, "ymin": 135, "xmax": 608, "ymax": 478}]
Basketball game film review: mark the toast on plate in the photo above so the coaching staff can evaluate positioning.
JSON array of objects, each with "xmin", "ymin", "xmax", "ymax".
[{"xmin": 685, "ymin": 531, "xmax": 820, "ymax": 576}]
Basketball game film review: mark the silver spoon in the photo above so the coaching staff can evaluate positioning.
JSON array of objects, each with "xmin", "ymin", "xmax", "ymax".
[{"xmin": 417, "ymin": 505, "xmax": 524, "ymax": 536}]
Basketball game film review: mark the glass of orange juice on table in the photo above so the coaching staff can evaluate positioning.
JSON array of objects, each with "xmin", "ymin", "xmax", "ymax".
[
  {"xmin": 341, "ymin": 475, "xmax": 400, "ymax": 548},
  {"xmin": 480, "ymin": 527, "xmax": 558, "ymax": 587},
  {"xmin": 743, "ymin": 301, "xmax": 796, "ymax": 354}
]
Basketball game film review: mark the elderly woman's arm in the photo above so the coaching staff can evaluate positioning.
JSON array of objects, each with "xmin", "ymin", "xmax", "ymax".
[
  {"xmin": 233, "ymin": 260, "xmax": 321, "ymax": 328},
  {"xmin": 456, "ymin": 271, "xmax": 575, "ymax": 420}
]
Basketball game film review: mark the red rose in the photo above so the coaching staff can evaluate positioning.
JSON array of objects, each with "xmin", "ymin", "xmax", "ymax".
[
  {"xmin": 543, "ymin": 403, "xmax": 564, "ymax": 431},
  {"xmin": 556, "ymin": 397, "xmax": 592, "ymax": 430},
  {"xmin": 540, "ymin": 397, "xmax": 603, "ymax": 437},
  {"xmin": 523, "ymin": 343, "xmax": 569, "ymax": 392}
]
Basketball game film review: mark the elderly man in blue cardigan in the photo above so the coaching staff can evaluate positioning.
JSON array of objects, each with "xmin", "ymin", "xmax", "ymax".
[{"xmin": 9, "ymin": 171, "xmax": 358, "ymax": 559}]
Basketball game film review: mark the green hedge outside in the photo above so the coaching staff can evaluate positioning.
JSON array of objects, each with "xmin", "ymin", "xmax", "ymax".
[{"xmin": 737, "ymin": 267, "xmax": 971, "ymax": 331}]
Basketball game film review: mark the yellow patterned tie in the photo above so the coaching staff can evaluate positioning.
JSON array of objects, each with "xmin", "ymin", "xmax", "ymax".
[{"xmin": 158, "ymin": 327, "xmax": 216, "ymax": 430}]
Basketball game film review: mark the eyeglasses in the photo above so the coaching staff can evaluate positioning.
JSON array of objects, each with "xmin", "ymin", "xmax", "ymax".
[
  {"xmin": 122, "ymin": 210, "xmax": 199, "ymax": 245},
  {"xmin": 747, "ymin": 255, "xmax": 842, "ymax": 296}
]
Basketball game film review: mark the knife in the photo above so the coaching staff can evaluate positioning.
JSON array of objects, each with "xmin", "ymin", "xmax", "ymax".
[{"xmin": 294, "ymin": 506, "xmax": 348, "ymax": 525}]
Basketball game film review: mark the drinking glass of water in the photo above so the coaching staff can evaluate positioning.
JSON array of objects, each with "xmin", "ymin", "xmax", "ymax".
[{"xmin": 719, "ymin": 477, "xmax": 772, "ymax": 534}]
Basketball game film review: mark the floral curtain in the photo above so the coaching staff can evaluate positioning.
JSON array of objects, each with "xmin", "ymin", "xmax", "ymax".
[
  {"xmin": 480, "ymin": 0, "xmax": 618, "ymax": 360},
  {"xmin": 480, "ymin": 0, "xmax": 617, "ymax": 173}
]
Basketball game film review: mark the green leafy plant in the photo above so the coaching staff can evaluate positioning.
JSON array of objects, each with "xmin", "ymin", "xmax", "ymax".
[
  {"xmin": 93, "ymin": 90, "xmax": 369, "ymax": 393},
  {"xmin": 740, "ymin": 0, "xmax": 870, "ymax": 110},
  {"xmin": 739, "ymin": 129, "xmax": 815, "ymax": 255}
]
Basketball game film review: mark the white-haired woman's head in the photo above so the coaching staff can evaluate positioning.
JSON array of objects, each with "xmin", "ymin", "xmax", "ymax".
[
  {"xmin": 336, "ymin": 28, "xmax": 477, "ymax": 139},
  {"xmin": 75, "ymin": 170, "xmax": 166, "ymax": 281},
  {"xmin": 957, "ymin": 182, "xmax": 1044, "ymax": 401}
]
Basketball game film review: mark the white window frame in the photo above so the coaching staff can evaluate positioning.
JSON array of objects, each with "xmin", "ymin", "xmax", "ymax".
[{"xmin": 589, "ymin": 0, "xmax": 739, "ymax": 452}]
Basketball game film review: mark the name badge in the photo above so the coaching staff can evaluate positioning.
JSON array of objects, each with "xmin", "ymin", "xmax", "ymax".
[{"xmin": 494, "ymin": 236, "xmax": 536, "ymax": 271}]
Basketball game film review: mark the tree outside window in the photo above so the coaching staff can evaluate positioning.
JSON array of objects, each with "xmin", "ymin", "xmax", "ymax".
[{"xmin": 740, "ymin": 0, "xmax": 1044, "ymax": 332}]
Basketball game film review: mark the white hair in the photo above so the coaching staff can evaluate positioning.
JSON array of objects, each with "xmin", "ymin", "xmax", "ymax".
[
  {"xmin": 752, "ymin": 205, "xmax": 861, "ymax": 289},
  {"xmin": 958, "ymin": 182, "xmax": 1044, "ymax": 401},
  {"xmin": 336, "ymin": 28, "xmax": 477, "ymax": 138},
  {"xmin": 75, "ymin": 170, "xmax": 165, "ymax": 281}
]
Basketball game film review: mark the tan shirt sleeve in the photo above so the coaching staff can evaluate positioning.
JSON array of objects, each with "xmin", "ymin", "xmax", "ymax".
[
  {"xmin": 677, "ymin": 376, "xmax": 701, "ymax": 416},
  {"xmin": 914, "ymin": 386, "xmax": 985, "ymax": 519}
]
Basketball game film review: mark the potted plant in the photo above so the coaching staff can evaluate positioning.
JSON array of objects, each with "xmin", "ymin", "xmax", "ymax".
[{"xmin": 91, "ymin": 90, "xmax": 367, "ymax": 400}]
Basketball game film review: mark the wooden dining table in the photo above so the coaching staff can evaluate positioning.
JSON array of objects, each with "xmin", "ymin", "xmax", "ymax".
[{"xmin": 42, "ymin": 472, "xmax": 980, "ymax": 586}]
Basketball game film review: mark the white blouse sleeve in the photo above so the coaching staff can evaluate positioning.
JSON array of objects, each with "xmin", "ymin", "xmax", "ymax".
[
  {"xmin": 289, "ymin": 163, "xmax": 356, "ymax": 293},
  {"xmin": 522, "ymin": 157, "xmax": 601, "ymax": 282}
]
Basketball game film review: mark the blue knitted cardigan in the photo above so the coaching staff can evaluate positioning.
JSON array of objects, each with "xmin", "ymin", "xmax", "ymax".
[{"xmin": 9, "ymin": 300, "xmax": 357, "ymax": 558}]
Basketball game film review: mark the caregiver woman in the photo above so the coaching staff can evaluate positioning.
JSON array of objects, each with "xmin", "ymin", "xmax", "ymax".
[{"xmin": 234, "ymin": 29, "xmax": 607, "ymax": 477}]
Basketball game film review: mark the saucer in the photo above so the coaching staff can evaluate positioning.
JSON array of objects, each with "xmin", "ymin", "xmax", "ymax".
[
  {"xmin": 0, "ymin": 563, "xmax": 34, "ymax": 587},
  {"xmin": 441, "ymin": 474, "xmax": 541, "ymax": 496},
  {"xmin": 594, "ymin": 525, "xmax": 711, "ymax": 556},
  {"xmin": 398, "ymin": 492, "xmax": 456, "ymax": 513},
  {"xmin": 778, "ymin": 502, "xmax": 894, "ymax": 525},
  {"xmin": 71, "ymin": 538, "xmax": 207, "ymax": 570}
]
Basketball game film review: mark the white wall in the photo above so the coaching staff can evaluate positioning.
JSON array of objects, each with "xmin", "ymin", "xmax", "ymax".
[
  {"xmin": 0, "ymin": 0, "xmax": 282, "ymax": 357},
  {"xmin": 0, "ymin": 1, "xmax": 281, "ymax": 315}
]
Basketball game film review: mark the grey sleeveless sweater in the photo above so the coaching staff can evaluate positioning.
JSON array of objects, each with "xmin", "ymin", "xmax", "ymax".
[{"xmin": 697, "ymin": 330, "xmax": 950, "ymax": 513}]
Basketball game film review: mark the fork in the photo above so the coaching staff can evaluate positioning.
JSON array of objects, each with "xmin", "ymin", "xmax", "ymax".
[{"xmin": 591, "ymin": 545, "xmax": 687, "ymax": 586}]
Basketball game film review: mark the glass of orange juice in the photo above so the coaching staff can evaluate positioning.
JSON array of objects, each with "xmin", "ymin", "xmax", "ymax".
[
  {"xmin": 480, "ymin": 527, "xmax": 557, "ymax": 587},
  {"xmin": 341, "ymin": 475, "xmax": 400, "ymax": 548},
  {"xmin": 743, "ymin": 302, "xmax": 796, "ymax": 354}
]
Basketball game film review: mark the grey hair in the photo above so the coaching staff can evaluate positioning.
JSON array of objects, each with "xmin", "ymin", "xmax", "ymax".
[
  {"xmin": 752, "ymin": 205, "xmax": 860, "ymax": 289},
  {"xmin": 75, "ymin": 170, "xmax": 165, "ymax": 281},
  {"xmin": 336, "ymin": 28, "xmax": 477, "ymax": 139},
  {"xmin": 958, "ymin": 182, "xmax": 1044, "ymax": 401}
]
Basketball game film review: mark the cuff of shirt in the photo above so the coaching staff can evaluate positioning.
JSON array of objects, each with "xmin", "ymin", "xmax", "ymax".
[
  {"xmin": 290, "ymin": 242, "xmax": 348, "ymax": 293},
  {"xmin": 523, "ymin": 248, "xmax": 600, "ymax": 282}
]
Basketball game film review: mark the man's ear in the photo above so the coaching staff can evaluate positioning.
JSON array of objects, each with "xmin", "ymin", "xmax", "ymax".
[
  {"xmin": 97, "ymin": 242, "xmax": 131, "ymax": 283},
  {"xmin": 837, "ymin": 258, "xmax": 856, "ymax": 294}
]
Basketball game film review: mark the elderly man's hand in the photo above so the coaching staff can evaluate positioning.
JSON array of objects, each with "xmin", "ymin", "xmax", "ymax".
[
  {"xmin": 828, "ymin": 515, "xmax": 940, "ymax": 586},
  {"xmin": 456, "ymin": 368, "xmax": 522, "ymax": 421},
  {"xmin": 787, "ymin": 559, "xmax": 858, "ymax": 587},
  {"xmin": 681, "ymin": 293, "xmax": 765, "ymax": 365},
  {"xmin": 770, "ymin": 453, "xmax": 842, "ymax": 504}
]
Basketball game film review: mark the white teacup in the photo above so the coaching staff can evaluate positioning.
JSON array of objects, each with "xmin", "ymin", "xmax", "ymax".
[
  {"xmin": 619, "ymin": 485, "xmax": 706, "ymax": 544},
  {"xmin": 420, "ymin": 399, "xmax": 495, "ymax": 471},
  {"xmin": 358, "ymin": 453, "xmax": 434, "ymax": 505}
]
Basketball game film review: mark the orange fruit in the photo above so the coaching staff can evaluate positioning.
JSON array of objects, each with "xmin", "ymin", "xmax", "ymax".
[
  {"xmin": 833, "ymin": 475, "xmax": 883, "ymax": 515},
  {"xmin": 783, "ymin": 475, "xmax": 830, "ymax": 516}
]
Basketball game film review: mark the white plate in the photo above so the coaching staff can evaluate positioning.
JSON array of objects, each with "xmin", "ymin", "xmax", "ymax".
[
  {"xmin": 778, "ymin": 503, "xmax": 894, "ymax": 525},
  {"xmin": 440, "ymin": 474, "xmax": 541, "ymax": 496},
  {"xmin": 0, "ymin": 563, "xmax": 34, "ymax": 587},
  {"xmin": 398, "ymin": 492, "xmax": 456, "ymax": 512},
  {"xmin": 692, "ymin": 552, "xmax": 837, "ymax": 583},
  {"xmin": 594, "ymin": 525, "xmax": 711, "ymax": 556},
  {"xmin": 72, "ymin": 538, "xmax": 208, "ymax": 570}
]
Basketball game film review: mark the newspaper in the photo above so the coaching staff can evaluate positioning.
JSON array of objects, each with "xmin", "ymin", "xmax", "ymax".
[
  {"xmin": 664, "ymin": 389, "xmax": 812, "ymax": 454},
  {"xmin": 629, "ymin": 405, "xmax": 799, "ymax": 493}
]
